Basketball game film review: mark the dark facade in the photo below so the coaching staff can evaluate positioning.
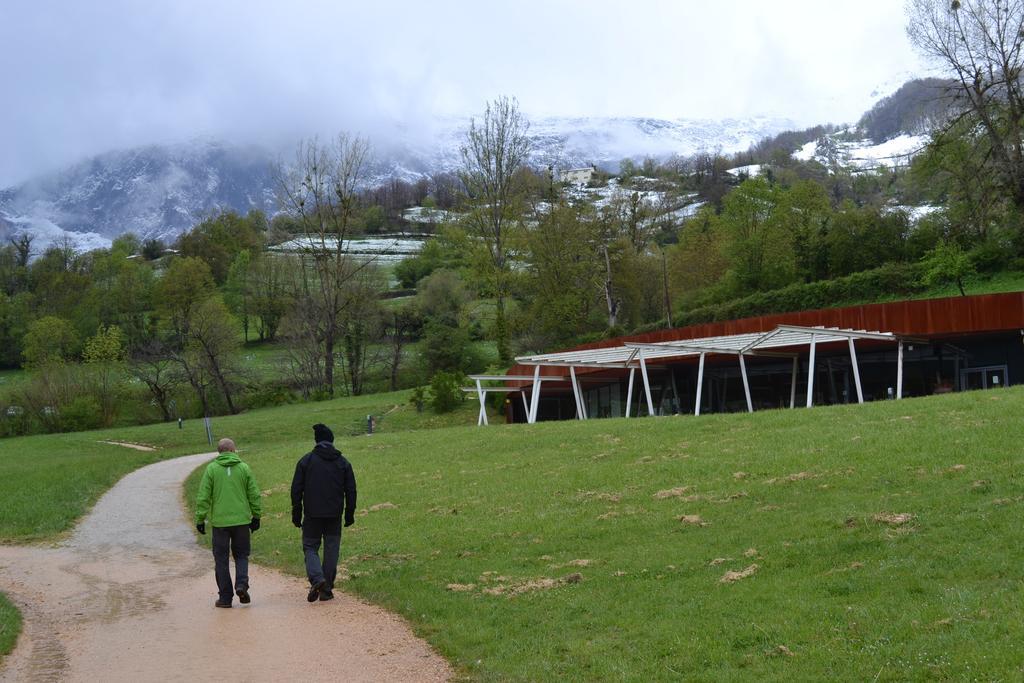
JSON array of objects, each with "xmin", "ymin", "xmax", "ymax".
[{"xmin": 505, "ymin": 293, "xmax": 1024, "ymax": 422}]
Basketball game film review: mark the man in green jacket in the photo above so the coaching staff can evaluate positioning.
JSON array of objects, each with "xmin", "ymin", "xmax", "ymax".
[{"xmin": 195, "ymin": 438, "xmax": 262, "ymax": 608}]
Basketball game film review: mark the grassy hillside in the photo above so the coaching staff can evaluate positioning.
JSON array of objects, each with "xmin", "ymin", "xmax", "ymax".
[
  {"xmin": 3, "ymin": 383, "xmax": 1023, "ymax": 679},
  {"xmin": 0, "ymin": 388, "xmax": 482, "ymax": 542},
  {"xmin": 173, "ymin": 387, "xmax": 1018, "ymax": 681},
  {"xmin": 0, "ymin": 594, "xmax": 18, "ymax": 664}
]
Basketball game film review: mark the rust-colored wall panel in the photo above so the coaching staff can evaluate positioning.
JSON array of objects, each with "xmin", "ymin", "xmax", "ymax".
[{"xmin": 506, "ymin": 293, "xmax": 1024, "ymax": 381}]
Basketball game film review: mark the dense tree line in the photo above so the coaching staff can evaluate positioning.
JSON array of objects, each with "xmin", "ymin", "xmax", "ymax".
[{"xmin": 7, "ymin": 22, "xmax": 1024, "ymax": 435}]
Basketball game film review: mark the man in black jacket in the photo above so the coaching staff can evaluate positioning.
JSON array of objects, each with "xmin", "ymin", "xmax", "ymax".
[{"xmin": 291, "ymin": 423, "xmax": 357, "ymax": 602}]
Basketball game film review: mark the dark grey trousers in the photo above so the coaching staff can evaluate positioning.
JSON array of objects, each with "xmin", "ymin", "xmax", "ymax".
[
  {"xmin": 302, "ymin": 516, "xmax": 341, "ymax": 589},
  {"xmin": 212, "ymin": 524, "xmax": 250, "ymax": 602}
]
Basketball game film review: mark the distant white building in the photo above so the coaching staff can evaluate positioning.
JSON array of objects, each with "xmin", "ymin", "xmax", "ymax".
[{"xmin": 558, "ymin": 166, "xmax": 596, "ymax": 186}]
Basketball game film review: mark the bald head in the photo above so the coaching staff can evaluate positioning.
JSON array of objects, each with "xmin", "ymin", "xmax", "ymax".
[{"xmin": 217, "ymin": 438, "xmax": 236, "ymax": 453}]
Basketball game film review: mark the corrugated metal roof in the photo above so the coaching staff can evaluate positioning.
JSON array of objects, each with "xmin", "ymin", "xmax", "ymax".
[{"xmin": 514, "ymin": 325, "xmax": 900, "ymax": 368}]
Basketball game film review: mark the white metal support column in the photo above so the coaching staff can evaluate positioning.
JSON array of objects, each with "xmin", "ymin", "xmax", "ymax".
[
  {"xmin": 694, "ymin": 352, "xmax": 706, "ymax": 416},
  {"xmin": 529, "ymin": 365, "xmax": 541, "ymax": 423},
  {"xmin": 520, "ymin": 391, "xmax": 529, "ymax": 417},
  {"xmin": 848, "ymin": 338, "xmax": 864, "ymax": 404},
  {"xmin": 639, "ymin": 352, "xmax": 655, "ymax": 416},
  {"xmin": 569, "ymin": 366, "xmax": 585, "ymax": 420},
  {"xmin": 625, "ymin": 367, "xmax": 635, "ymax": 418},
  {"xmin": 739, "ymin": 354, "xmax": 753, "ymax": 413},
  {"xmin": 474, "ymin": 379, "xmax": 488, "ymax": 426},
  {"xmin": 806, "ymin": 334, "xmax": 817, "ymax": 408},
  {"xmin": 896, "ymin": 341, "xmax": 904, "ymax": 399},
  {"xmin": 789, "ymin": 357, "xmax": 798, "ymax": 409}
]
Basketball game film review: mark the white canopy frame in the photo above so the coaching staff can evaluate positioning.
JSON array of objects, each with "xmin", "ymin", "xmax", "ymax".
[
  {"xmin": 491, "ymin": 325, "xmax": 915, "ymax": 425},
  {"xmin": 461, "ymin": 374, "xmax": 567, "ymax": 425}
]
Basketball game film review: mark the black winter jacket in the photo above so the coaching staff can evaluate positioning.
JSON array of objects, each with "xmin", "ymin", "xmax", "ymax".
[{"xmin": 291, "ymin": 442, "xmax": 357, "ymax": 523}]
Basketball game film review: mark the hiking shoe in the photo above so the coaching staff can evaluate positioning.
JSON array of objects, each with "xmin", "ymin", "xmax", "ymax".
[
  {"xmin": 319, "ymin": 589, "xmax": 334, "ymax": 601},
  {"xmin": 236, "ymin": 587, "xmax": 251, "ymax": 604},
  {"xmin": 215, "ymin": 599, "xmax": 232, "ymax": 608},
  {"xmin": 307, "ymin": 580, "xmax": 325, "ymax": 603}
]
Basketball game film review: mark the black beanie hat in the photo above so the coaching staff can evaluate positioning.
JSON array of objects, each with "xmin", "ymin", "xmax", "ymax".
[{"xmin": 313, "ymin": 423, "xmax": 334, "ymax": 443}]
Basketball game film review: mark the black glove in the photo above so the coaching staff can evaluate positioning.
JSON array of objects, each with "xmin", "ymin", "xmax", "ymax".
[
  {"xmin": 196, "ymin": 522, "xmax": 206, "ymax": 535},
  {"xmin": 344, "ymin": 515, "xmax": 354, "ymax": 528},
  {"xmin": 292, "ymin": 509, "xmax": 302, "ymax": 528},
  {"xmin": 249, "ymin": 517, "xmax": 261, "ymax": 532}
]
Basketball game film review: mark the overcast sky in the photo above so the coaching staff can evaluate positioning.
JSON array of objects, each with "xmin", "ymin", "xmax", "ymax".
[{"xmin": 0, "ymin": 1, "xmax": 926, "ymax": 187}]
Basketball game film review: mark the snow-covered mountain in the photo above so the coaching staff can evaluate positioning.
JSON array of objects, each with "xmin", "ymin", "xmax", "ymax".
[
  {"xmin": 0, "ymin": 115, "xmax": 798, "ymax": 250},
  {"xmin": 0, "ymin": 139, "xmax": 278, "ymax": 251}
]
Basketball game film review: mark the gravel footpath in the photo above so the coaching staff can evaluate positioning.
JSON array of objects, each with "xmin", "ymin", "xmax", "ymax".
[{"xmin": 0, "ymin": 453, "xmax": 451, "ymax": 682}]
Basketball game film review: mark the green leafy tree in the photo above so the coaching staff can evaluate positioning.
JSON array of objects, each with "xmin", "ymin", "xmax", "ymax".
[
  {"xmin": 22, "ymin": 316, "xmax": 79, "ymax": 367},
  {"xmin": 717, "ymin": 177, "xmax": 797, "ymax": 294},
  {"xmin": 177, "ymin": 210, "xmax": 265, "ymax": 284},
  {"xmin": 141, "ymin": 238, "xmax": 166, "ymax": 260},
  {"xmin": 249, "ymin": 253, "xmax": 290, "ymax": 341},
  {"xmin": 459, "ymin": 96, "xmax": 532, "ymax": 364},
  {"xmin": 667, "ymin": 207, "xmax": 729, "ymax": 307},
  {"xmin": 0, "ymin": 292, "xmax": 32, "ymax": 368},
  {"xmin": 83, "ymin": 324, "xmax": 127, "ymax": 426},
  {"xmin": 156, "ymin": 257, "xmax": 216, "ymax": 341},
  {"xmin": 417, "ymin": 269, "xmax": 469, "ymax": 325},
  {"xmin": 921, "ymin": 241, "xmax": 975, "ymax": 296},
  {"xmin": 525, "ymin": 202, "xmax": 603, "ymax": 346},
  {"xmin": 225, "ymin": 251, "xmax": 253, "ymax": 342},
  {"xmin": 182, "ymin": 297, "xmax": 242, "ymax": 414}
]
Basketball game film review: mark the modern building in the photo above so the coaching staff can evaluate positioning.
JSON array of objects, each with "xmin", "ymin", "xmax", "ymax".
[
  {"xmin": 467, "ymin": 292, "xmax": 1024, "ymax": 425},
  {"xmin": 558, "ymin": 166, "xmax": 597, "ymax": 186}
]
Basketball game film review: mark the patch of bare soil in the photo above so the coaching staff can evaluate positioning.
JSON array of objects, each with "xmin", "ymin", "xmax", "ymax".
[
  {"xmin": 872, "ymin": 512, "xmax": 915, "ymax": 526},
  {"xmin": 765, "ymin": 471, "xmax": 816, "ymax": 484},
  {"xmin": 0, "ymin": 453, "xmax": 450, "ymax": 683},
  {"xmin": 578, "ymin": 490, "xmax": 623, "ymax": 503},
  {"xmin": 446, "ymin": 583, "xmax": 476, "ymax": 592},
  {"xmin": 719, "ymin": 564, "xmax": 759, "ymax": 583},
  {"xmin": 548, "ymin": 559, "xmax": 593, "ymax": 570},
  {"xmin": 678, "ymin": 515, "xmax": 708, "ymax": 527},
  {"xmin": 653, "ymin": 487, "xmax": 689, "ymax": 499},
  {"xmin": 481, "ymin": 573, "xmax": 583, "ymax": 597},
  {"xmin": 97, "ymin": 440, "xmax": 157, "ymax": 452}
]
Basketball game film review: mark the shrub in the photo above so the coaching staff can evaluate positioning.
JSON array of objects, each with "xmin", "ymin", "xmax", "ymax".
[
  {"xmin": 429, "ymin": 371, "xmax": 465, "ymax": 413},
  {"xmin": 60, "ymin": 395, "xmax": 103, "ymax": 432},
  {"xmin": 410, "ymin": 386, "xmax": 427, "ymax": 413},
  {"xmin": 674, "ymin": 263, "xmax": 927, "ymax": 327}
]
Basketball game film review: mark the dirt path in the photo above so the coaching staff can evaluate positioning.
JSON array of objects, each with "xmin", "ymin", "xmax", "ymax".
[{"xmin": 0, "ymin": 453, "xmax": 452, "ymax": 682}]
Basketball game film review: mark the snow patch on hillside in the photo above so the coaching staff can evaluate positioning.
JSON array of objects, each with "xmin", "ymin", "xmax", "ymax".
[{"xmin": 795, "ymin": 133, "xmax": 928, "ymax": 171}]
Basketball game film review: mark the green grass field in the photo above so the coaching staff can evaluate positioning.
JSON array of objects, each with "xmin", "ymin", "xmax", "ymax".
[
  {"xmin": 0, "ymin": 593, "xmax": 19, "ymax": 663},
  {"xmin": 3, "ymin": 384, "xmax": 1024, "ymax": 679},
  {"xmin": 912, "ymin": 269, "xmax": 1024, "ymax": 300},
  {"xmin": 0, "ymin": 388, "xmax": 482, "ymax": 542},
  {"xmin": 179, "ymin": 387, "xmax": 1022, "ymax": 681}
]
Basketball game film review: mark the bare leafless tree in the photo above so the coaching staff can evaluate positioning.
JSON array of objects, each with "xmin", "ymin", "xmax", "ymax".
[
  {"xmin": 907, "ymin": 0, "xmax": 1024, "ymax": 206},
  {"xmin": 129, "ymin": 340, "xmax": 181, "ymax": 421},
  {"xmin": 275, "ymin": 134, "xmax": 372, "ymax": 397},
  {"xmin": 9, "ymin": 234, "xmax": 33, "ymax": 268},
  {"xmin": 459, "ymin": 96, "xmax": 532, "ymax": 363},
  {"xmin": 185, "ymin": 297, "xmax": 242, "ymax": 414}
]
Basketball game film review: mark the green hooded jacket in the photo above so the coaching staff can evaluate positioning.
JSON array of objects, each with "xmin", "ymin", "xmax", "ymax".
[{"xmin": 195, "ymin": 452, "xmax": 262, "ymax": 528}]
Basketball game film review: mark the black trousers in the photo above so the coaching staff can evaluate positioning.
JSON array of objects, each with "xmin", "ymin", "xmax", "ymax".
[
  {"xmin": 212, "ymin": 524, "xmax": 251, "ymax": 602},
  {"xmin": 302, "ymin": 516, "xmax": 341, "ymax": 589}
]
